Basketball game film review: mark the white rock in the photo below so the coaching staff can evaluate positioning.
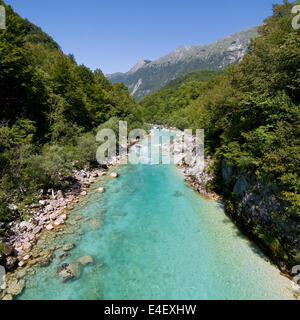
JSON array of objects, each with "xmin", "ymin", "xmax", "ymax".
[
  {"xmin": 23, "ymin": 255, "xmax": 30, "ymax": 261},
  {"xmin": 22, "ymin": 242, "xmax": 31, "ymax": 251},
  {"xmin": 80, "ymin": 191, "xmax": 87, "ymax": 196},
  {"xmin": 96, "ymin": 187, "xmax": 105, "ymax": 193},
  {"xmin": 45, "ymin": 204, "xmax": 54, "ymax": 212},
  {"xmin": 45, "ymin": 224, "xmax": 54, "ymax": 231},
  {"xmin": 110, "ymin": 172, "xmax": 118, "ymax": 178},
  {"xmin": 39, "ymin": 200, "xmax": 47, "ymax": 206},
  {"xmin": 53, "ymin": 218, "xmax": 64, "ymax": 226},
  {"xmin": 8, "ymin": 204, "xmax": 18, "ymax": 211}
]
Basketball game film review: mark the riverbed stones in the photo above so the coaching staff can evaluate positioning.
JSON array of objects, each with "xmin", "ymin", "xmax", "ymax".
[
  {"xmin": 23, "ymin": 255, "xmax": 30, "ymax": 261},
  {"xmin": 57, "ymin": 263, "xmax": 81, "ymax": 282},
  {"xmin": 5, "ymin": 256, "xmax": 18, "ymax": 270},
  {"xmin": 97, "ymin": 187, "xmax": 105, "ymax": 193},
  {"xmin": 53, "ymin": 217, "xmax": 64, "ymax": 227},
  {"xmin": 60, "ymin": 214, "xmax": 67, "ymax": 221},
  {"xmin": 80, "ymin": 191, "xmax": 87, "ymax": 196},
  {"xmin": 110, "ymin": 172, "xmax": 118, "ymax": 178},
  {"xmin": 39, "ymin": 200, "xmax": 47, "ymax": 207},
  {"xmin": 38, "ymin": 251, "xmax": 53, "ymax": 267},
  {"xmin": 6, "ymin": 278, "xmax": 25, "ymax": 296},
  {"xmin": 59, "ymin": 252, "xmax": 70, "ymax": 259},
  {"xmin": 77, "ymin": 255, "xmax": 93, "ymax": 266},
  {"xmin": 18, "ymin": 260, "xmax": 26, "ymax": 268},
  {"xmin": 63, "ymin": 243, "xmax": 74, "ymax": 251},
  {"xmin": 89, "ymin": 219, "xmax": 101, "ymax": 229},
  {"xmin": 45, "ymin": 224, "xmax": 54, "ymax": 231}
]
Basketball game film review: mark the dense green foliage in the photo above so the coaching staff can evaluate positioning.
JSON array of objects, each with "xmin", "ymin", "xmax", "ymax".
[
  {"xmin": 141, "ymin": 1, "xmax": 300, "ymax": 221},
  {"xmin": 162, "ymin": 70, "xmax": 223, "ymax": 90},
  {"xmin": 0, "ymin": 1, "xmax": 145, "ymax": 229}
]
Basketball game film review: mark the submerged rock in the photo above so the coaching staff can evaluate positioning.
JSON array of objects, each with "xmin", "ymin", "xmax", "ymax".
[
  {"xmin": 59, "ymin": 252, "xmax": 70, "ymax": 259},
  {"xmin": 6, "ymin": 278, "xmax": 25, "ymax": 296},
  {"xmin": 89, "ymin": 219, "xmax": 102, "ymax": 229},
  {"xmin": 57, "ymin": 263, "xmax": 81, "ymax": 282},
  {"xmin": 97, "ymin": 187, "xmax": 105, "ymax": 193},
  {"xmin": 174, "ymin": 191, "xmax": 183, "ymax": 198},
  {"xmin": 77, "ymin": 255, "xmax": 93, "ymax": 266},
  {"xmin": 63, "ymin": 244, "xmax": 75, "ymax": 252}
]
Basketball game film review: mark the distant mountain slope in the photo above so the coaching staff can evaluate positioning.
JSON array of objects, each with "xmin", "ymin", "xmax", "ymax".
[
  {"xmin": 107, "ymin": 26, "xmax": 258, "ymax": 101},
  {"xmin": 162, "ymin": 70, "xmax": 223, "ymax": 90}
]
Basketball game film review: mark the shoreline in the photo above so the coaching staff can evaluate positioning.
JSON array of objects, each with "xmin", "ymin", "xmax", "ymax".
[
  {"xmin": 151, "ymin": 125, "xmax": 298, "ymax": 298},
  {"xmin": 0, "ymin": 142, "xmax": 136, "ymax": 300}
]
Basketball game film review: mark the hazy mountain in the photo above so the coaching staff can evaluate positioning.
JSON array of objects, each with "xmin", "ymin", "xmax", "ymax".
[{"xmin": 106, "ymin": 26, "xmax": 258, "ymax": 101}]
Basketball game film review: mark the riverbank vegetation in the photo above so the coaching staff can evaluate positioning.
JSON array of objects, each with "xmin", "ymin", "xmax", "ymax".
[
  {"xmin": 0, "ymin": 1, "xmax": 145, "ymax": 235},
  {"xmin": 141, "ymin": 1, "xmax": 300, "ymax": 269}
]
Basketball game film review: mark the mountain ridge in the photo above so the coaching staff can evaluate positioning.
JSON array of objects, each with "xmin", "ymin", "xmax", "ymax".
[{"xmin": 106, "ymin": 26, "xmax": 258, "ymax": 100}]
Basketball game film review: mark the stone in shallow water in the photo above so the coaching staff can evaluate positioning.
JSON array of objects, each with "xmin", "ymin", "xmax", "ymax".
[
  {"xmin": 97, "ymin": 187, "xmax": 105, "ymax": 193},
  {"xmin": 110, "ymin": 172, "xmax": 118, "ymax": 178},
  {"xmin": 45, "ymin": 224, "xmax": 54, "ymax": 231},
  {"xmin": 174, "ymin": 191, "xmax": 183, "ymax": 198},
  {"xmin": 63, "ymin": 243, "xmax": 75, "ymax": 252},
  {"xmin": 6, "ymin": 279, "xmax": 25, "ymax": 296},
  {"xmin": 77, "ymin": 255, "xmax": 93, "ymax": 266},
  {"xmin": 89, "ymin": 219, "xmax": 102, "ymax": 230},
  {"xmin": 59, "ymin": 252, "xmax": 70, "ymax": 259},
  {"xmin": 57, "ymin": 263, "xmax": 81, "ymax": 282}
]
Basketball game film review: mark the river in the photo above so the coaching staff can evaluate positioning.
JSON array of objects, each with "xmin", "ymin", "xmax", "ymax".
[{"xmin": 18, "ymin": 129, "xmax": 293, "ymax": 300}]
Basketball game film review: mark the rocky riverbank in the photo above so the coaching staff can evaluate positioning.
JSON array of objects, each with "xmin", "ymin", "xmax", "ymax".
[
  {"xmin": 0, "ymin": 150, "xmax": 128, "ymax": 300},
  {"xmin": 154, "ymin": 125, "xmax": 299, "ymax": 297},
  {"xmin": 159, "ymin": 125, "xmax": 219, "ymax": 200}
]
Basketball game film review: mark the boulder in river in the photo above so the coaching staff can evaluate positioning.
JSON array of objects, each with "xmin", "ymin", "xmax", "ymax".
[
  {"xmin": 63, "ymin": 243, "xmax": 75, "ymax": 252},
  {"xmin": 57, "ymin": 263, "xmax": 81, "ymax": 282},
  {"xmin": 77, "ymin": 255, "xmax": 93, "ymax": 266},
  {"xmin": 97, "ymin": 187, "xmax": 105, "ymax": 193},
  {"xmin": 110, "ymin": 172, "xmax": 118, "ymax": 178}
]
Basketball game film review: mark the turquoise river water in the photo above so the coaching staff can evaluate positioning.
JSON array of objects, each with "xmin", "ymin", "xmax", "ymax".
[{"xmin": 18, "ymin": 129, "xmax": 293, "ymax": 300}]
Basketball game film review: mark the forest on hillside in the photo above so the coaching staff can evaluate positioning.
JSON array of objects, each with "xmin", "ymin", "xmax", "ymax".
[{"xmin": 0, "ymin": 0, "xmax": 145, "ymax": 234}]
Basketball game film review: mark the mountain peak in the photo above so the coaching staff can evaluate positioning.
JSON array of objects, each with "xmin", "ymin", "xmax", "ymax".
[
  {"xmin": 107, "ymin": 26, "xmax": 258, "ymax": 100},
  {"xmin": 128, "ymin": 58, "xmax": 152, "ymax": 74}
]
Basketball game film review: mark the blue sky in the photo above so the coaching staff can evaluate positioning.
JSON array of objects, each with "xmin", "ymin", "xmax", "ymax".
[{"xmin": 5, "ymin": 0, "xmax": 277, "ymax": 74}]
